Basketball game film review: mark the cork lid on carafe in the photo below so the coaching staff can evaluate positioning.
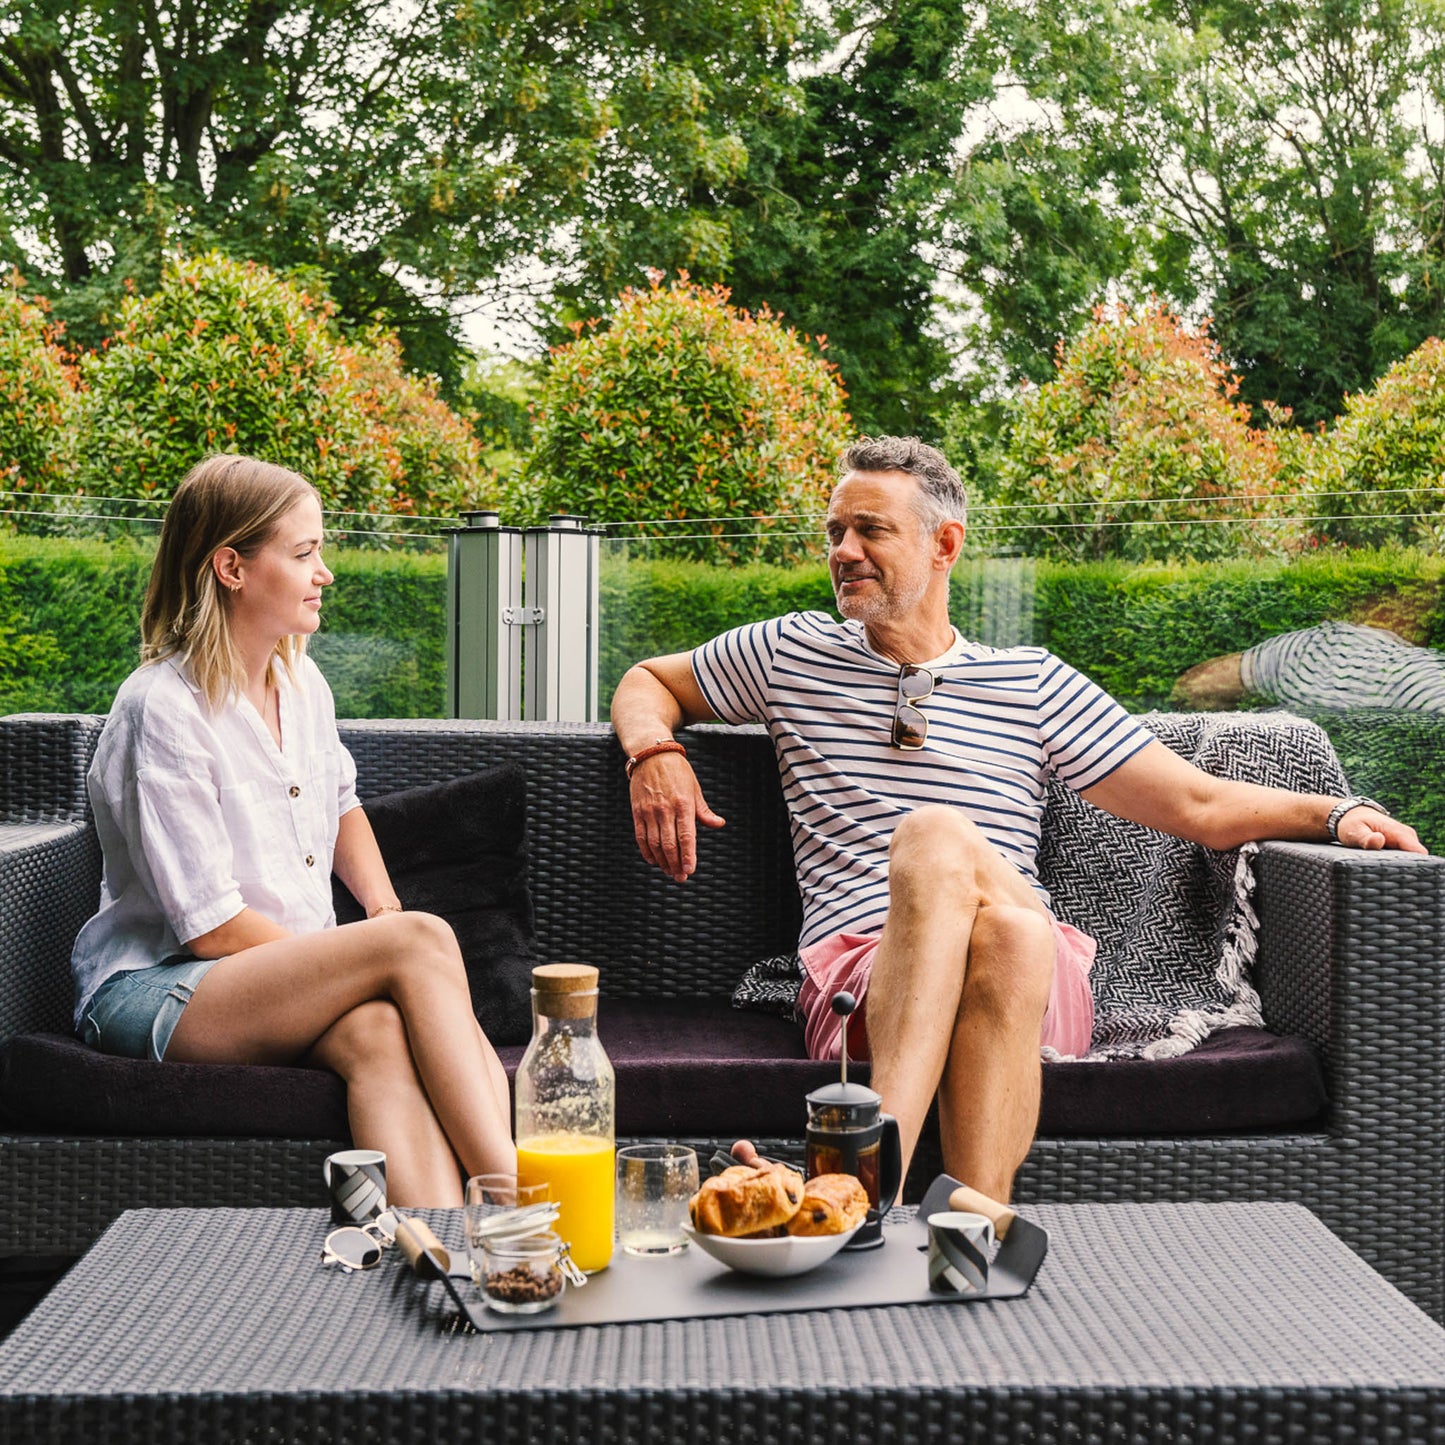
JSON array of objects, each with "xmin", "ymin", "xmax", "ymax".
[{"xmin": 531, "ymin": 963, "xmax": 599, "ymax": 1018}]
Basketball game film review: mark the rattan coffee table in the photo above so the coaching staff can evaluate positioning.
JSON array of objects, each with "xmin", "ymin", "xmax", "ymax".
[{"xmin": 3, "ymin": 1201, "xmax": 1443, "ymax": 1443}]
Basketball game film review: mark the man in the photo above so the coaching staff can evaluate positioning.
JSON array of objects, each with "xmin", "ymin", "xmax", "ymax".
[{"xmin": 611, "ymin": 436, "xmax": 1425, "ymax": 1202}]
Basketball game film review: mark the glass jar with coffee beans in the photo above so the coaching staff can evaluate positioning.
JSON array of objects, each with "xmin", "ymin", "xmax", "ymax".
[{"xmin": 481, "ymin": 1231, "xmax": 569, "ymax": 1314}]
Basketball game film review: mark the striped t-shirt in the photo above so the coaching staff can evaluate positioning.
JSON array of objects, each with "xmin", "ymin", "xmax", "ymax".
[{"xmin": 691, "ymin": 611, "xmax": 1153, "ymax": 949}]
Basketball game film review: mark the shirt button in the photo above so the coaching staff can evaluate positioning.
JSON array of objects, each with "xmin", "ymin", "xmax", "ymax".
[
  {"xmin": 305, "ymin": 854, "xmax": 315, "ymax": 867},
  {"xmin": 289, "ymin": 785, "xmax": 301, "ymax": 798}
]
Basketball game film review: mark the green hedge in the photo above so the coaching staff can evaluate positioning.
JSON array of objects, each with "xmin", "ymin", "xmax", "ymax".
[
  {"xmin": 598, "ymin": 548, "xmax": 1445, "ymax": 708},
  {"xmin": 1299, "ymin": 709, "xmax": 1445, "ymax": 857},
  {"xmin": 1028, "ymin": 550, "xmax": 1445, "ymax": 708},
  {"xmin": 598, "ymin": 550, "xmax": 835, "ymax": 695},
  {"xmin": 0, "ymin": 536, "xmax": 155, "ymax": 715},
  {"xmin": 0, "ymin": 535, "xmax": 448, "ymax": 719}
]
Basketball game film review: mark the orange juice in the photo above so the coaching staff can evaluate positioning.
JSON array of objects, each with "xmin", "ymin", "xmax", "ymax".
[{"xmin": 517, "ymin": 1132, "xmax": 615, "ymax": 1272}]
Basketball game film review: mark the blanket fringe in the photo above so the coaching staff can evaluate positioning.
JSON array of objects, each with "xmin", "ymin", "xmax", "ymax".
[{"xmin": 1139, "ymin": 841, "xmax": 1264, "ymax": 1060}]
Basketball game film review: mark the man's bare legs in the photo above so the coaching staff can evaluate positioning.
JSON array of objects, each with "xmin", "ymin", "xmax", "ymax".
[
  {"xmin": 863, "ymin": 806, "xmax": 1054, "ymax": 1202},
  {"xmin": 165, "ymin": 912, "xmax": 515, "ymax": 1205}
]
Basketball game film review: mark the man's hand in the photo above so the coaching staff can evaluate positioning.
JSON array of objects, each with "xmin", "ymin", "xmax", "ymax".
[
  {"xmin": 629, "ymin": 751, "xmax": 726, "ymax": 883},
  {"xmin": 730, "ymin": 1139, "xmax": 763, "ymax": 1167},
  {"xmin": 1336, "ymin": 805, "xmax": 1426, "ymax": 853}
]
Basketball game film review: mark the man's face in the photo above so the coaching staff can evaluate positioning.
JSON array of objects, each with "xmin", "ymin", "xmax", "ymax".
[{"xmin": 825, "ymin": 471, "xmax": 937, "ymax": 626}]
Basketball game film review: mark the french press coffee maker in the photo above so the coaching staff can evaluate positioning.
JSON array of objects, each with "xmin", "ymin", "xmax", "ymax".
[{"xmin": 805, "ymin": 991, "xmax": 902, "ymax": 1250}]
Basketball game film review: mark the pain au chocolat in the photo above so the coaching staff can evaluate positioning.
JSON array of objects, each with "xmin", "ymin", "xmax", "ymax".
[
  {"xmin": 785, "ymin": 1173, "xmax": 869, "ymax": 1236},
  {"xmin": 688, "ymin": 1162, "xmax": 805, "ymax": 1238}
]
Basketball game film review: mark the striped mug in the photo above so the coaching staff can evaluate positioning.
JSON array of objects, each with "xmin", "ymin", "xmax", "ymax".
[{"xmin": 323, "ymin": 1149, "xmax": 387, "ymax": 1225}]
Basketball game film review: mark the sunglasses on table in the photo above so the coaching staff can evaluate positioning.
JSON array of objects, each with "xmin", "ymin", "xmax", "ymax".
[
  {"xmin": 320, "ymin": 1210, "xmax": 398, "ymax": 1272},
  {"xmin": 891, "ymin": 664, "xmax": 935, "ymax": 750}
]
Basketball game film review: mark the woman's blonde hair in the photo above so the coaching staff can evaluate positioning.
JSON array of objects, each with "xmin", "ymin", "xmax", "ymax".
[{"xmin": 141, "ymin": 454, "xmax": 320, "ymax": 711}]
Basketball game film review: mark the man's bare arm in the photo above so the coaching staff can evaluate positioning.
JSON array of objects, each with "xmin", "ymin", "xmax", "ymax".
[
  {"xmin": 611, "ymin": 653, "xmax": 727, "ymax": 882},
  {"xmin": 1080, "ymin": 739, "xmax": 1426, "ymax": 853}
]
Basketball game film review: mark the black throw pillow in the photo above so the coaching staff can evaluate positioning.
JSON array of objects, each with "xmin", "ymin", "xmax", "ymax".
[{"xmin": 332, "ymin": 764, "xmax": 537, "ymax": 1045}]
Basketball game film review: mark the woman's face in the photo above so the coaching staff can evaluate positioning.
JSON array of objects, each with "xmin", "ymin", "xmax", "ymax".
[{"xmin": 226, "ymin": 493, "xmax": 333, "ymax": 643}]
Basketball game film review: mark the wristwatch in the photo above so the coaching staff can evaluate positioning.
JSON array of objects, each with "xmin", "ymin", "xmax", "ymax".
[{"xmin": 1326, "ymin": 795, "xmax": 1389, "ymax": 842}]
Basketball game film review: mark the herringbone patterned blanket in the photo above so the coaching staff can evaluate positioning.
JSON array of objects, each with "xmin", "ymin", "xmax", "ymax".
[{"xmin": 1040, "ymin": 711, "xmax": 1346, "ymax": 1058}]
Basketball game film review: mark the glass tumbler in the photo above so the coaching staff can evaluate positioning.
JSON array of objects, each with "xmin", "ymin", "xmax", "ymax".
[
  {"xmin": 615, "ymin": 1144, "xmax": 699, "ymax": 1256},
  {"xmin": 464, "ymin": 1173, "xmax": 551, "ymax": 1287}
]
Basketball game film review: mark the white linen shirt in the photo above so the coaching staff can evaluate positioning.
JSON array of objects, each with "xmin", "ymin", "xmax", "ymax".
[{"xmin": 71, "ymin": 653, "xmax": 360, "ymax": 1026}]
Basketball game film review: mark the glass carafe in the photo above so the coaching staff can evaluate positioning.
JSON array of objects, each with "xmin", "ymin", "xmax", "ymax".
[{"xmin": 514, "ymin": 963, "xmax": 616, "ymax": 1272}]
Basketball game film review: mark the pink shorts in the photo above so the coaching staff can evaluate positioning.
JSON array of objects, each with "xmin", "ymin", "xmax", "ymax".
[{"xmin": 797, "ymin": 917, "xmax": 1097, "ymax": 1062}]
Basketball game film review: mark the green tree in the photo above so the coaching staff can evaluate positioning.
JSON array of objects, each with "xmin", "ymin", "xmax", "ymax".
[
  {"xmin": 556, "ymin": 1, "xmax": 983, "ymax": 438},
  {"xmin": 523, "ymin": 275, "xmax": 851, "ymax": 561},
  {"xmin": 987, "ymin": 303, "xmax": 1286, "ymax": 562},
  {"xmin": 949, "ymin": 0, "xmax": 1445, "ymax": 427},
  {"xmin": 0, "ymin": 0, "xmax": 800, "ymax": 392}
]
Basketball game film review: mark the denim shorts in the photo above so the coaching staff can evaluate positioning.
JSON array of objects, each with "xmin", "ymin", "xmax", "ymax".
[{"xmin": 79, "ymin": 955, "xmax": 222, "ymax": 1061}]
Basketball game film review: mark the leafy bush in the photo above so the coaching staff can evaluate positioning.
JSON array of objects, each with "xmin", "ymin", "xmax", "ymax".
[
  {"xmin": 0, "ymin": 273, "xmax": 79, "ymax": 499},
  {"xmin": 523, "ymin": 275, "xmax": 851, "ymax": 562},
  {"xmin": 986, "ymin": 304, "xmax": 1287, "ymax": 562},
  {"xmin": 77, "ymin": 253, "xmax": 487, "ymax": 515},
  {"xmin": 1305, "ymin": 337, "xmax": 1445, "ymax": 550},
  {"xmin": 341, "ymin": 332, "xmax": 495, "ymax": 519}
]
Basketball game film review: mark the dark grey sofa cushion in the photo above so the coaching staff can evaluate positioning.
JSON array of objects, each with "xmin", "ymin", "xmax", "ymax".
[
  {"xmin": 333, "ymin": 763, "xmax": 538, "ymax": 1046},
  {"xmin": 0, "ymin": 1010, "xmax": 1325, "ymax": 1141}
]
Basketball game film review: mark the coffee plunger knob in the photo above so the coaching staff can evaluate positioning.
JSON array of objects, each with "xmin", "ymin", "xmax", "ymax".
[{"xmin": 831, "ymin": 991, "xmax": 857, "ymax": 1085}]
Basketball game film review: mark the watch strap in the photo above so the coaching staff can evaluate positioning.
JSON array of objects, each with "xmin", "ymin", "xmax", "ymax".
[{"xmin": 1326, "ymin": 795, "xmax": 1389, "ymax": 842}]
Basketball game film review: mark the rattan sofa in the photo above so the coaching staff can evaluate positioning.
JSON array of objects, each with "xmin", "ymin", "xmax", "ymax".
[{"xmin": 2, "ymin": 711, "xmax": 1444, "ymax": 1321}]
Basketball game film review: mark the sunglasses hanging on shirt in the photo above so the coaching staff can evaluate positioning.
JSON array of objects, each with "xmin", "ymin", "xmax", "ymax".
[{"xmin": 891, "ymin": 665, "xmax": 935, "ymax": 751}]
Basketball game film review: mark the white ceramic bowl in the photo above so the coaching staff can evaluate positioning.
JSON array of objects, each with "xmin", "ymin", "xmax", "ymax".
[{"xmin": 681, "ymin": 1221, "xmax": 860, "ymax": 1277}]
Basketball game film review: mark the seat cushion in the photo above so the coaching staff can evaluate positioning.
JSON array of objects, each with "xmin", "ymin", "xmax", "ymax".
[
  {"xmin": 333, "ymin": 764, "xmax": 539, "ymax": 1045},
  {"xmin": 595, "ymin": 1004, "xmax": 1328, "ymax": 1138},
  {"xmin": 0, "ymin": 1032, "xmax": 349, "ymax": 1139},
  {"xmin": 0, "ymin": 1009, "xmax": 1326, "ymax": 1142}
]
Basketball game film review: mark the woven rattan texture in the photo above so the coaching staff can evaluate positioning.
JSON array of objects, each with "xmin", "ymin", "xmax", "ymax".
[
  {"xmin": 340, "ymin": 719, "xmax": 802, "ymax": 998},
  {"xmin": 0, "ymin": 714, "xmax": 101, "ymax": 823},
  {"xmin": 0, "ymin": 822, "xmax": 100, "ymax": 1038},
  {"xmin": 5, "ymin": 715, "xmax": 1445, "ymax": 1327},
  {"xmin": 4, "ymin": 1202, "xmax": 1445, "ymax": 1444}
]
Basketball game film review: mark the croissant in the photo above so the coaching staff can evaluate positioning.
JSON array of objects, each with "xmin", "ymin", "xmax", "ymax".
[
  {"xmin": 785, "ymin": 1173, "xmax": 869, "ymax": 1236},
  {"xmin": 689, "ymin": 1162, "xmax": 805, "ymax": 1237}
]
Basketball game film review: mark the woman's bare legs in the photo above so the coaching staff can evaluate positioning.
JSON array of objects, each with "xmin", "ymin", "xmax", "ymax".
[
  {"xmin": 307, "ymin": 1000, "xmax": 466, "ymax": 1204},
  {"xmin": 165, "ymin": 912, "xmax": 514, "ymax": 1201}
]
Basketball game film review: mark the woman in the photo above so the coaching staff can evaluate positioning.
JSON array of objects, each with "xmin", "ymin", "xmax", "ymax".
[{"xmin": 71, "ymin": 454, "xmax": 514, "ymax": 1204}]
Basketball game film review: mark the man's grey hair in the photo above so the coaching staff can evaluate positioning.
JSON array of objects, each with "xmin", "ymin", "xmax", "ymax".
[{"xmin": 838, "ymin": 435, "xmax": 967, "ymax": 531}]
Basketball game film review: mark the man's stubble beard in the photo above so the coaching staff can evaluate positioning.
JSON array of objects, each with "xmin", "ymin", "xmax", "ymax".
[{"xmin": 833, "ymin": 567, "xmax": 933, "ymax": 628}]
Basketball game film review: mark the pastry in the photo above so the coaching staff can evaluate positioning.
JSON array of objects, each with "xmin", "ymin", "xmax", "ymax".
[
  {"xmin": 785, "ymin": 1173, "xmax": 869, "ymax": 1236},
  {"xmin": 689, "ymin": 1162, "xmax": 805, "ymax": 1237}
]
